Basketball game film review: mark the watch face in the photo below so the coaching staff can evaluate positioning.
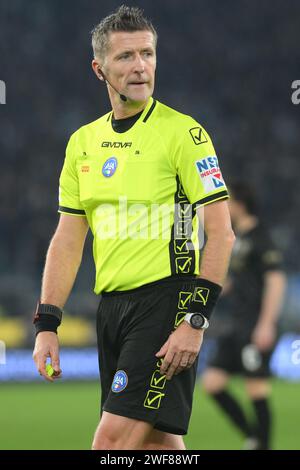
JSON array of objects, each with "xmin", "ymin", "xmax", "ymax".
[{"xmin": 190, "ymin": 313, "xmax": 205, "ymax": 329}]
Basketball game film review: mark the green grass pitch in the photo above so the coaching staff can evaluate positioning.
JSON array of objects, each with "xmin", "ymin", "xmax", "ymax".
[{"xmin": 0, "ymin": 378, "xmax": 299, "ymax": 449}]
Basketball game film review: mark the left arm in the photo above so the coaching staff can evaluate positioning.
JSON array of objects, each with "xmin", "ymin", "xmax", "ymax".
[
  {"xmin": 157, "ymin": 200, "xmax": 235, "ymax": 379},
  {"xmin": 197, "ymin": 200, "xmax": 235, "ymax": 285},
  {"xmin": 252, "ymin": 270, "xmax": 286, "ymax": 351}
]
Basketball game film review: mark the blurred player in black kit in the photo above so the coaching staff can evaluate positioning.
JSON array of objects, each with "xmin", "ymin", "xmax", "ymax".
[{"xmin": 202, "ymin": 182, "xmax": 286, "ymax": 450}]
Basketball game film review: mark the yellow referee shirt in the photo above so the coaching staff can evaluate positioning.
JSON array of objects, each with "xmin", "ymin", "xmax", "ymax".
[{"xmin": 58, "ymin": 97, "xmax": 229, "ymax": 293}]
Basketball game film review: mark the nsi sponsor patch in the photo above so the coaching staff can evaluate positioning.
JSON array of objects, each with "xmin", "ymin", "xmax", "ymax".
[{"xmin": 195, "ymin": 156, "xmax": 225, "ymax": 191}]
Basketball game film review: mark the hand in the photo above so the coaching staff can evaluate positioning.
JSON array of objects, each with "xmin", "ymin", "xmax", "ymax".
[
  {"xmin": 251, "ymin": 322, "xmax": 276, "ymax": 352},
  {"xmin": 32, "ymin": 332, "xmax": 62, "ymax": 382},
  {"xmin": 155, "ymin": 322, "xmax": 204, "ymax": 380}
]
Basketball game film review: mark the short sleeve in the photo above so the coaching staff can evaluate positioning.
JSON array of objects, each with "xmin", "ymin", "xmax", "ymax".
[
  {"xmin": 173, "ymin": 121, "xmax": 229, "ymax": 206},
  {"xmin": 58, "ymin": 133, "xmax": 86, "ymax": 216}
]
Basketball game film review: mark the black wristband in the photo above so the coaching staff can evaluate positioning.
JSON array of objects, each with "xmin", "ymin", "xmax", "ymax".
[
  {"xmin": 190, "ymin": 278, "xmax": 222, "ymax": 320},
  {"xmin": 33, "ymin": 302, "xmax": 63, "ymax": 336},
  {"xmin": 34, "ymin": 314, "xmax": 61, "ymax": 335}
]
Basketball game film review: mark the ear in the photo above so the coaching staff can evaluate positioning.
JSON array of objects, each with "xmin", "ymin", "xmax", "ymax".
[
  {"xmin": 91, "ymin": 59, "xmax": 104, "ymax": 81},
  {"xmin": 97, "ymin": 67, "xmax": 105, "ymax": 81}
]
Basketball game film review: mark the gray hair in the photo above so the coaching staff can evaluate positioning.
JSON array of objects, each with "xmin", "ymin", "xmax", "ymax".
[{"xmin": 91, "ymin": 5, "xmax": 157, "ymax": 60}]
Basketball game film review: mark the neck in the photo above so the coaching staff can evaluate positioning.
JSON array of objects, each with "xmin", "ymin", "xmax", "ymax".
[
  {"xmin": 109, "ymin": 90, "xmax": 150, "ymax": 119},
  {"xmin": 234, "ymin": 214, "xmax": 258, "ymax": 235},
  {"xmin": 113, "ymin": 100, "xmax": 148, "ymax": 119}
]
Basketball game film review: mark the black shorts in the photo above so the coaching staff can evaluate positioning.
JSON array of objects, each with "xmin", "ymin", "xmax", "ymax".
[
  {"xmin": 207, "ymin": 332, "xmax": 274, "ymax": 378},
  {"xmin": 96, "ymin": 276, "xmax": 202, "ymax": 435}
]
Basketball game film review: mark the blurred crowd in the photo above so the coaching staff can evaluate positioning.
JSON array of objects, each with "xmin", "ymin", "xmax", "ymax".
[{"xmin": 0, "ymin": 0, "xmax": 299, "ymax": 323}]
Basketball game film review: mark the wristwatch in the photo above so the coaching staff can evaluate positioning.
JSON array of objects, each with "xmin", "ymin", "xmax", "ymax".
[{"xmin": 184, "ymin": 312, "xmax": 209, "ymax": 330}]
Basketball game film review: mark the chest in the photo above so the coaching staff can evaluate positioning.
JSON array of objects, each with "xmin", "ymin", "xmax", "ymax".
[{"xmin": 76, "ymin": 132, "xmax": 174, "ymax": 205}]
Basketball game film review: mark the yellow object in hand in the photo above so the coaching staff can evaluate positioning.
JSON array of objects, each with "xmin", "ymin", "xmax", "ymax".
[{"xmin": 46, "ymin": 364, "xmax": 54, "ymax": 377}]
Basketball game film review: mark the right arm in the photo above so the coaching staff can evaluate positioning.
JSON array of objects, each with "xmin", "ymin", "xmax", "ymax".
[
  {"xmin": 33, "ymin": 214, "xmax": 89, "ymax": 381},
  {"xmin": 41, "ymin": 214, "xmax": 89, "ymax": 307}
]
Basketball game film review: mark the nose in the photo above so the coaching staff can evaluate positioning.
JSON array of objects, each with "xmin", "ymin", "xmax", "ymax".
[{"xmin": 133, "ymin": 54, "xmax": 145, "ymax": 74}]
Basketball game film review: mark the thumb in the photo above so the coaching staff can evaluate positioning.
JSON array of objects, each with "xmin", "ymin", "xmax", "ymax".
[
  {"xmin": 51, "ymin": 351, "xmax": 61, "ymax": 373},
  {"xmin": 156, "ymin": 339, "xmax": 169, "ymax": 358}
]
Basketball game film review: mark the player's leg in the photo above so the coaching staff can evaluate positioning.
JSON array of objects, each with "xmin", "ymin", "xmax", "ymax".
[
  {"xmin": 202, "ymin": 333, "xmax": 255, "ymax": 440},
  {"xmin": 202, "ymin": 367, "xmax": 229, "ymax": 394},
  {"xmin": 92, "ymin": 411, "xmax": 152, "ymax": 450},
  {"xmin": 143, "ymin": 428, "xmax": 185, "ymax": 450},
  {"xmin": 92, "ymin": 412, "xmax": 185, "ymax": 450},
  {"xmin": 245, "ymin": 378, "xmax": 272, "ymax": 450},
  {"xmin": 202, "ymin": 367, "xmax": 251, "ymax": 439},
  {"xmin": 245, "ymin": 377, "xmax": 270, "ymax": 398},
  {"xmin": 242, "ymin": 341, "xmax": 274, "ymax": 449},
  {"xmin": 202, "ymin": 334, "xmax": 235, "ymax": 394}
]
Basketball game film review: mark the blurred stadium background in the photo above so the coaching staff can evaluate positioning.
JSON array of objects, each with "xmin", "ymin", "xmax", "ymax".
[{"xmin": 0, "ymin": 0, "xmax": 300, "ymax": 449}]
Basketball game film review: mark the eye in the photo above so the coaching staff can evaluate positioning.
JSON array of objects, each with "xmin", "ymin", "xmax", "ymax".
[{"xmin": 119, "ymin": 52, "xmax": 131, "ymax": 60}]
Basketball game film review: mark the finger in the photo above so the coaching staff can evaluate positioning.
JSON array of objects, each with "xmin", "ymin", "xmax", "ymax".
[
  {"xmin": 37, "ymin": 356, "xmax": 54, "ymax": 382},
  {"xmin": 51, "ymin": 368, "xmax": 62, "ymax": 379},
  {"xmin": 156, "ymin": 338, "xmax": 170, "ymax": 358},
  {"xmin": 50, "ymin": 350, "xmax": 62, "ymax": 375},
  {"xmin": 180, "ymin": 352, "xmax": 190, "ymax": 368},
  {"xmin": 48, "ymin": 367, "xmax": 62, "ymax": 380},
  {"xmin": 165, "ymin": 353, "xmax": 181, "ymax": 380},
  {"xmin": 37, "ymin": 353, "xmax": 47, "ymax": 376},
  {"xmin": 160, "ymin": 350, "xmax": 175, "ymax": 375},
  {"xmin": 166, "ymin": 362, "xmax": 180, "ymax": 380},
  {"xmin": 175, "ymin": 353, "xmax": 191, "ymax": 375},
  {"xmin": 32, "ymin": 350, "xmax": 38, "ymax": 367},
  {"xmin": 186, "ymin": 354, "xmax": 197, "ymax": 369}
]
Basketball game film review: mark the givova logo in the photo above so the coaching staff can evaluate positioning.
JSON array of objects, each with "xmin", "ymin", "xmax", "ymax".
[
  {"xmin": 0, "ymin": 80, "xmax": 6, "ymax": 104},
  {"xmin": 195, "ymin": 155, "xmax": 225, "ymax": 191},
  {"xmin": 101, "ymin": 141, "xmax": 132, "ymax": 148}
]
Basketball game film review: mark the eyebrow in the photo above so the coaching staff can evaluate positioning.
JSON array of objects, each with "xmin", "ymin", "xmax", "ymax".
[{"xmin": 115, "ymin": 47, "xmax": 154, "ymax": 58}]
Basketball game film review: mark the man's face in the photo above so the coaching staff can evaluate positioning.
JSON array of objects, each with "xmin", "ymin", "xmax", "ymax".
[{"xmin": 101, "ymin": 30, "xmax": 156, "ymax": 103}]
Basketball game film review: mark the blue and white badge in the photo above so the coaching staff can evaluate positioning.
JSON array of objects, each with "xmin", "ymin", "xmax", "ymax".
[
  {"xmin": 195, "ymin": 155, "xmax": 225, "ymax": 191},
  {"xmin": 111, "ymin": 370, "xmax": 128, "ymax": 393},
  {"xmin": 102, "ymin": 157, "xmax": 118, "ymax": 177}
]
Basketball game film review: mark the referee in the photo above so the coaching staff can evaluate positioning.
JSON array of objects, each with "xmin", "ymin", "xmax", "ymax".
[
  {"xmin": 202, "ymin": 182, "xmax": 286, "ymax": 450},
  {"xmin": 32, "ymin": 6, "xmax": 235, "ymax": 450}
]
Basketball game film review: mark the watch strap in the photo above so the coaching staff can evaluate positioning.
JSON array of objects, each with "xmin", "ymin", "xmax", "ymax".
[{"xmin": 33, "ymin": 302, "xmax": 63, "ymax": 324}]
